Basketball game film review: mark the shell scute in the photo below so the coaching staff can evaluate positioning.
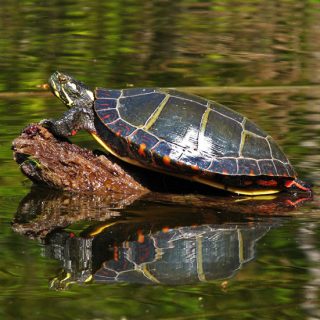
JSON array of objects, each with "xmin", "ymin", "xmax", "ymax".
[
  {"xmin": 258, "ymin": 160, "xmax": 278, "ymax": 176},
  {"xmin": 238, "ymin": 159, "xmax": 260, "ymax": 176},
  {"xmin": 95, "ymin": 108, "xmax": 119, "ymax": 124},
  {"xmin": 207, "ymin": 158, "xmax": 238, "ymax": 175},
  {"xmin": 95, "ymin": 98, "xmax": 117, "ymax": 110},
  {"xmin": 95, "ymin": 88, "xmax": 121, "ymax": 99},
  {"xmin": 107, "ymin": 119, "xmax": 136, "ymax": 137},
  {"xmin": 178, "ymin": 153, "xmax": 211, "ymax": 170},
  {"xmin": 128, "ymin": 129, "xmax": 159, "ymax": 163}
]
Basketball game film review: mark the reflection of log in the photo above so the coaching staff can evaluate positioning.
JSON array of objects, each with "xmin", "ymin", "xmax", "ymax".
[
  {"xmin": 12, "ymin": 186, "xmax": 311, "ymax": 239},
  {"xmin": 12, "ymin": 124, "xmax": 148, "ymax": 195},
  {"xmin": 12, "ymin": 188, "xmax": 144, "ymax": 239}
]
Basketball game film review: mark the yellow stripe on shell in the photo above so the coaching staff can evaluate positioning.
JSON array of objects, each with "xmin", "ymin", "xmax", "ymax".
[
  {"xmin": 143, "ymin": 94, "xmax": 170, "ymax": 130},
  {"xmin": 141, "ymin": 265, "xmax": 160, "ymax": 284},
  {"xmin": 199, "ymin": 105, "xmax": 211, "ymax": 138}
]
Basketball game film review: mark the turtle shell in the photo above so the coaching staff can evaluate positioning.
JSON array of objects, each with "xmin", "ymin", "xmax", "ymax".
[{"xmin": 93, "ymin": 87, "xmax": 295, "ymax": 192}]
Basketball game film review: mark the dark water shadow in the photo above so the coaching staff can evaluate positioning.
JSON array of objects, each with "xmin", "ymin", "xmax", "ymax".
[{"xmin": 12, "ymin": 186, "xmax": 312, "ymax": 237}]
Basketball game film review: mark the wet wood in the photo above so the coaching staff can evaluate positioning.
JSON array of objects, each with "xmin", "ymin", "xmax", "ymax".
[
  {"xmin": 12, "ymin": 124, "xmax": 148, "ymax": 195},
  {"xmin": 12, "ymin": 188, "xmax": 142, "ymax": 239}
]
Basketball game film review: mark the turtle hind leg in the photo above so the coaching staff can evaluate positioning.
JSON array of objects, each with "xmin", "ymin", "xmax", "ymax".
[
  {"xmin": 41, "ymin": 107, "xmax": 95, "ymax": 138},
  {"xmin": 284, "ymin": 179, "xmax": 312, "ymax": 194}
]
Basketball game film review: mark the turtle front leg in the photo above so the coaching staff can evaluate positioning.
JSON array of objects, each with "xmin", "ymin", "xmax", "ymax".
[{"xmin": 41, "ymin": 107, "xmax": 95, "ymax": 138}]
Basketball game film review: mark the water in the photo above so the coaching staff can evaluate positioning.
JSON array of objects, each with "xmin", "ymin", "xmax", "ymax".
[{"xmin": 1, "ymin": 0, "xmax": 320, "ymax": 319}]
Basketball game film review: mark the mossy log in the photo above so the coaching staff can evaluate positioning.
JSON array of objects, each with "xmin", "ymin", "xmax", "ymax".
[{"xmin": 12, "ymin": 124, "xmax": 148, "ymax": 195}]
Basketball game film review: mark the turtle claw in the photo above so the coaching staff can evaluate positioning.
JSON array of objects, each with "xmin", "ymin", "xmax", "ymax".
[{"xmin": 39, "ymin": 118, "xmax": 56, "ymax": 132}]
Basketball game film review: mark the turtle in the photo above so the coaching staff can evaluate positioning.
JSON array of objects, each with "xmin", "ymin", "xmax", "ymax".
[{"xmin": 42, "ymin": 71, "xmax": 311, "ymax": 196}]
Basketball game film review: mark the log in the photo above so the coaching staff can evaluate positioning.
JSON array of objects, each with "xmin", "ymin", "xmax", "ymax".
[{"xmin": 12, "ymin": 124, "xmax": 148, "ymax": 195}]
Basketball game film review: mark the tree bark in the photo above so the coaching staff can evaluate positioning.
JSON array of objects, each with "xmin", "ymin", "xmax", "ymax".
[{"xmin": 12, "ymin": 124, "xmax": 148, "ymax": 195}]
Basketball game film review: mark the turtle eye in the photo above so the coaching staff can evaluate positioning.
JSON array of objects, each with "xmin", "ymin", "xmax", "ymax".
[{"xmin": 58, "ymin": 75, "xmax": 67, "ymax": 83}]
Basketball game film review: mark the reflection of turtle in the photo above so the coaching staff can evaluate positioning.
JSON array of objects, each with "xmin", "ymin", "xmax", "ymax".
[
  {"xmin": 93, "ymin": 224, "xmax": 271, "ymax": 284},
  {"xmin": 43, "ymin": 71, "xmax": 311, "ymax": 195},
  {"xmin": 45, "ymin": 218, "xmax": 278, "ymax": 288}
]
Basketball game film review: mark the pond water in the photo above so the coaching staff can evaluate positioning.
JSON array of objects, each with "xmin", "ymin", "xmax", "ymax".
[{"xmin": 1, "ymin": 0, "xmax": 320, "ymax": 319}]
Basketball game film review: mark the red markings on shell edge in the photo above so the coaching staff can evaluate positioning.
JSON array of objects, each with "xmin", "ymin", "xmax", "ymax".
[
  {"xmin": 256, "ymin": 179, "xmax": 278, "ymax": 187},
  {"xmin": 130, "ymin": 130, "xmax": 159, "ymax": 148},
  {"xmin": 113, "ymin": 245, "xmax": 119, "ymax": 261},
  {"xmin": 137, "ymin": 230, "xmax": 145, "ymax": 244},
  {"xmin": 208, "ymin": 158, "xmax": 238, "ymax": 175},
  {"xmin": 138, "ymin": 143, "xmax": 147, "ymax": 157},
  {"xmin": 162, "ymin": 226, "xmax": 170, "ymax": 233},
  {"xmin": 107, "ymin": 119, "xmax": 136, "ymax": 137},
  {"xmin": 163, "ymin": 155, "xmax": 171, "ymax": 166}
]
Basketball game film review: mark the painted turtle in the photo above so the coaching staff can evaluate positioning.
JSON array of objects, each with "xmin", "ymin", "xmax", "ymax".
[{"xmin": 43, "ymin": 71, "xmax": 311, "ymax": 195}]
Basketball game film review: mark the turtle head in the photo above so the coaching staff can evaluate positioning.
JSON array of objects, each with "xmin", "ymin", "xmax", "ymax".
[{"xmin": 49, "ymin": 71, "xmax": 94, "ymax": 108}]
